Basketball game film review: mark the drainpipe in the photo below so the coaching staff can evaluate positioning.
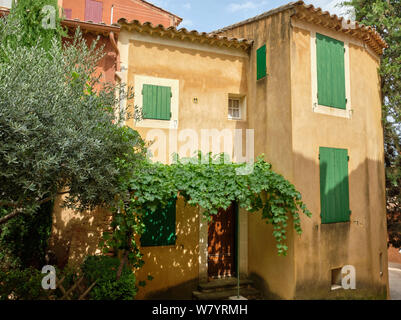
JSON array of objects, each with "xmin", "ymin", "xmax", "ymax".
[
  {"xmin": 110, "ymin": 4, "xmax": 114, "ymax": 24},
  {"xmin": 109, "ymin": 31, "xmax": 120, "ymax": 73},
  {"xmin": 110, "ymin": 30, "xmax": 127, "ymax": 126}
]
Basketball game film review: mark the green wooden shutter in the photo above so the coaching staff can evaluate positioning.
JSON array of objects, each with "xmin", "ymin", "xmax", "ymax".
[
  {"xmin": 256, "ymin": 44, "xmax": 267, "ymax": 80},
  {"xmin": 319, "ymin": 147, "xmax": 350, "ymax": 224},
  {"xmin": 316, "ymin": 33, "xmax": 346, "ymax": 109},
  {"xmin": 142, "ymin": 84, "xmax": 171, "ymax": 120},
  {"xmin": 140, "ymin": 198, "xmax": 177, "ymax": 247}
]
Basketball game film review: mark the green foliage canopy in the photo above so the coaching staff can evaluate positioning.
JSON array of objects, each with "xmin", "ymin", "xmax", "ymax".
[
  {"xmin": 103, "ymin": 153, "xmax": 312, "ymax": 258},
  {"xmin": 0, "ymin": 0, "xmax": 65, "ymax": 61},
  {"xmin": 0, "ymin": 13, "xmax": 146, "ymax": 221}
]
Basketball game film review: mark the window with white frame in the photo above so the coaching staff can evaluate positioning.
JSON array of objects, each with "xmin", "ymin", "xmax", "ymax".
[
  {"xmin": 0, "ymin": 0, "xmax": 12, "ymax": 8},
  {"xmin": 228, "ymin": 98, "xmax": 240, "ymax": 119},
  {"xmin": 228, "ymin": 96, "xmax": 246, "ymax": 120},
  {"xmin": 134, "ymin": 75, "xmax": 179, "ymax": 129}
]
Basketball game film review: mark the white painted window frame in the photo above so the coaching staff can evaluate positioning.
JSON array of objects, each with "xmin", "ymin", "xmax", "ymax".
[
  {"xmin": 228, "ymin": 94, "xmax": 247, "ymax": 121},
  {"xmin": 0, "ymin": 0, "xmax": 12, "ymax": 8},
  {"xmin": 134, "ymin": 75, "xmax": 179, "ymax": 129},
  {"xmin": 310, "ymin": 30, "xmax": 353, "ymax": 119}
]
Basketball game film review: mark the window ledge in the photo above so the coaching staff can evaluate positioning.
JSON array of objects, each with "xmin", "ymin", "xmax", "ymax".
[
  {"xmin": 135, "ymin": 118, "xmax": 178, "ymax": 129},
  {"xmin": 331, "ymin": 284, "xmax": 343, "ymax": 291},
  {"xmin": 313, "ymin": 103, "xmax": 353, "ymax": 119}
]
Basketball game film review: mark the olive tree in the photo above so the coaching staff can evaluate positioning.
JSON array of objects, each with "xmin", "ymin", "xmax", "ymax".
[{"xmin": 0, "ymin": 15, "xmax": 145, "ymax": 225}]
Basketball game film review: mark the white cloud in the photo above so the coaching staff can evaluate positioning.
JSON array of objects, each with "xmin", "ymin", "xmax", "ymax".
[
  {"xmin": 180, "ymin": 19, "xmax": 194, "ymax": 28},
  {"xmin": 183, "ymin": 3, "xmax": 191, "ymax": 10},
  {"xmin": 149, "ymin": 0, "xmax": 171, "ymax": 9},
  {"xmin": 228, "ymin": 1, "xmax": 267, "ymax": 13}
]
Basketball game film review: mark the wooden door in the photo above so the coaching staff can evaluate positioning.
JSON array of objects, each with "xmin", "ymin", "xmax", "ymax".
[{"xmin": 208, "ymin": 204, "xmax": 236, "ymax": 279}]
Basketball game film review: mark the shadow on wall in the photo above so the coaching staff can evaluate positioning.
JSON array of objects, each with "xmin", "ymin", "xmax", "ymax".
[
  {"xmin": 49, "ymin": 151, "xmax": 389, "ymax": 300},
  {"xmin": 49, "ymin": 194, "xmax": 112, "ymax": 269},
  {"xmin": 134, "ymin": 198, "xmax": 200, "ymax": 300},
  {"xmin": 49, "ymin": 196, "xmax": 200, "ymax": 299},
  {"xmin": 248, "ymin": 151, "xmax": 389, "ymax": 300},
  {"xmin": 130, "ymin": 40, "xmax": 248, "ymax": 93}
]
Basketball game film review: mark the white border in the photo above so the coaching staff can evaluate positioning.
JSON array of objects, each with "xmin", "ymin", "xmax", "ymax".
[
  {"xmin": 310, "ymin": 30, "xmax": 352, "ymax": 119},
  {"xmin": 134, "ymin": 75, "xmax": 179, "ymax": 129}
]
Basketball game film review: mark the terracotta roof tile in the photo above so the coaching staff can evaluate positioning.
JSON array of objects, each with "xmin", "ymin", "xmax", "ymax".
[
  {"xmin": 212, "ymin": 1, "xmax": 387, "ymax": 55},
  {"xmin": 118, "ymin": 18, "xmax": 253, "ymax": 51}
]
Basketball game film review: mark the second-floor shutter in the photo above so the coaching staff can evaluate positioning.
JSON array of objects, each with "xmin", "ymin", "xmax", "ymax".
[
  {"xmin": 256, "ymin": 44, "xmax": 267, "ymax": 80},
  {"xmin": 316, "ymin": 33, "xmax": 346, "ymax": 109},
  {"xmin": 85, "ymin": 0, "xmax": 103, "ymax": 23}
]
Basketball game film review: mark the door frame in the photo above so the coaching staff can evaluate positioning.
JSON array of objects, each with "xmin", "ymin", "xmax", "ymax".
[{"xmin": 198, "ymin": 202, "xmax": 248, "ymax": 282}]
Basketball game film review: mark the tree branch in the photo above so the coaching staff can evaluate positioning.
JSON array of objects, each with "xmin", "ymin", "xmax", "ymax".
[
  {"xmin": 0, "ymin": 195, "xmax": 56, "ymax": 226},
  {"xmin": 0, "ymin": 207, "xmax": 23, "ymax": 225}
]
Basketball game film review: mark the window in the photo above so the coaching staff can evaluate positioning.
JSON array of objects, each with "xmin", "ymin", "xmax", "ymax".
[
  {"xmin": 64, "ymin": 8, "xmax": 72, "ymax": 19},
  {"xmin": 134, "ymin": 75, "xmax": 179, "ymax": 129},
  {"xmin": 142, "ymin": 84, "xmax": 172, "ymax": 120},
  {"xmin": 140, "ymin": 198, "xmax": 177, "ymax": 247},
  {"xmin": 0, "ymin": 0, "xmax": 12, "ymax": 8},
  {"xmin": 331, "ymin": 267, "xmax": 343, "ymax": 290},
  {"xmin": 319, "ymin": 147, "xmax": 350, "ymax": 224},
  {"xmin": 256, "ymin": 44, "xmax": 267, "ymax": 80},
  {"xmin": 85, "ymin": 0, "xmax": 103, "ymax": 23},
  {"xmin": 228, "ymin": 95, "xmax": 246, "ymax": 120},
  {"xmin": 228, "ymin": 98, "xmax": 241, "ymax": 120},
  {"xmin": 316, "ymin": 33, "xmax": 346, "ymax": 109}
]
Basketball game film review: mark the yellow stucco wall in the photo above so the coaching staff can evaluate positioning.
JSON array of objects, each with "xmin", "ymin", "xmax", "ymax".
[
  {"xmin": 119, "ymin": 29, "xmax": 250, "ymax": 298},
  {"xmin": 216, "ymin": 12, "xmax": 388, "ymax": 299},
  {"xmin": 49, "ymin": 195, "xmax": 112, "ymax": 268},
  {"xmin": 134, "ymin": 197, "xmax": 200, "ymax": 299},
  {"xmin": 219, "ymin": 11, "xmax": 297, "ymax": 300},
  {"xmin": 121, "ymin": 36, "xmax": 249, "ymax": 163},
  {"xmin": 290, "ymin": 21, "xmax": 388, "ymax": 299}
]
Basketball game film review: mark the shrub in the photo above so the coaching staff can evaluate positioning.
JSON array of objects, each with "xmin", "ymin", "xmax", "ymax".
[
  {"xmin": 82, "ymin": 255, "xmax": 137, "ymax": 300},
  {"xmin": 0, "ymin": 267, "xmax": 48, "ymax": 300},
  {"xmin": 0, "ymin": 201, "xmax": 53, "ymax": 270}
]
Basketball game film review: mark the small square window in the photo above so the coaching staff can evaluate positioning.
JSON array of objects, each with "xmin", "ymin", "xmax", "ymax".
[
  {"xmin": 228, "ymin": 96, "xmax": 245, "ymax": 120},
  {"xmin": 228, "ymin": 98, "xmax": 240, "ymax": 119},
  {"xmin": 64, "ymin": 8, "xmax": 72, "ymax": 19}
]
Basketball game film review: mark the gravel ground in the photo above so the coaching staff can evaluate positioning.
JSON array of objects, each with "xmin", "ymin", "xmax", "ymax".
[{"xmin": 389, "ymin": 263, "xmax": 401, "ymax": 300}]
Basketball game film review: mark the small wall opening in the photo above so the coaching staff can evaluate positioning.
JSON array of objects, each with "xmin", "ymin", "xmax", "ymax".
[
  {"xmin": 379, "ymin": 252, "xmax": 383, "ymax": 277},
  {"xmin": 331, "ymin": 267, "xmax": 342, "ymax": 290}
]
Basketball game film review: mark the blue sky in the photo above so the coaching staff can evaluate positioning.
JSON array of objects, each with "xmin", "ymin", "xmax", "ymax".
[{"xmin": 149, "ymin": 0, "xmax": 351, "ymax": 32}]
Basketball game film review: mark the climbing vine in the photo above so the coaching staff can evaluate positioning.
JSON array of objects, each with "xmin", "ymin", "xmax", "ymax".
[{"xmin": 102, "ymin": 152, "xmax": 312, "ymax": 268}]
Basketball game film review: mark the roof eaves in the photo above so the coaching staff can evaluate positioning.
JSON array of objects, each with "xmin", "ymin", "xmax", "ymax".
[
  {"xmin": 212, "ymin": 1, "xmax": 387, "ymax": 55},
  {"xmin": 118, "ymin": 18, "xmax": 253, "ymax": 51},
  {"xmin": 62, "ymin": 19, "xmax": 120, "ymax": 36},
  {"xmin": 293, "ymin": 1, "xmax": 387, "ymax": 54}
]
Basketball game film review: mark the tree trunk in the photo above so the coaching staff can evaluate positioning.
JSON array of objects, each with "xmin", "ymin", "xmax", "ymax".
[{"xmin": 116, "ymin": 251, "xmax": 128, "ymax": 281}]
